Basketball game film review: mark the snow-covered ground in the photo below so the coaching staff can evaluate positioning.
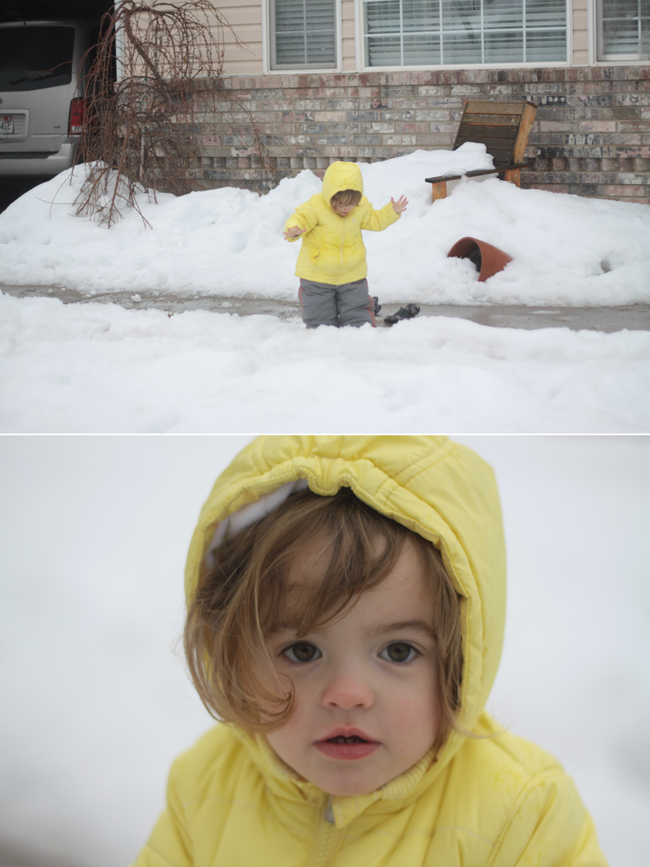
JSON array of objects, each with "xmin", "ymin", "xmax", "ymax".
[
  {"xmin": 1, "ymin": 436, "xmax": 648, "ymax": 867},
  {"xmin": 1, "ymin": 148, "xmax": 649, "ymax": 307},
  {"xmin": 2, "ymin": 292, "xmax": 650, "ymax": 432}
]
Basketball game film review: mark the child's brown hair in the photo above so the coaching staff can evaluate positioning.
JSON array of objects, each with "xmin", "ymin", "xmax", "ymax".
[
  {"xmin": 184, "ymin": 488, "xmax": 463, "ymax": 752},
  {"xmin": 330, "ymin": 189, "xmax": 362, "ymax": 208}
]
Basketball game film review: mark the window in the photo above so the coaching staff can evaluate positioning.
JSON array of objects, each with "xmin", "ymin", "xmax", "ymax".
[
  {"xmin": 270, "ymin": 0, "xmax": 338, "ymax": 68},
  {"xmin": 597, "ymin": 0, "xmax": 650, "ymax": 59},
  {"xmin": 0, "ymin": 25, "xmax": 75, "ymax": 92},
  {"xmin": 363, "ymin": 0, "xmax": 567, "ymax": 66}
]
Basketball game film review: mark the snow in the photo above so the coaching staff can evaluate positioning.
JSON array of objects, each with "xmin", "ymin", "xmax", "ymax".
[
  {"xmin": 1, "ymin": 436, "xmax": 648, "ymax": 867},
  {"xmin": 1, "ymin": 146, "xmax": 649, "ymax": 307},
  {"xmin": 2, "ymin": 292, "xmax": 650, "ymax": 432}
]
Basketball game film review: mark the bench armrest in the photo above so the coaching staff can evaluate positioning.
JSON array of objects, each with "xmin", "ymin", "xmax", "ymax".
[{"xmin": 425, "ymin": 162, "xmax": 528, "ymax": 184}]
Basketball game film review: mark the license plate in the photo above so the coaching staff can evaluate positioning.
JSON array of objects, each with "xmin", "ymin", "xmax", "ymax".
[{"xmin": 0, "ymin": 116, "xmax": 14, "ymax": 134}]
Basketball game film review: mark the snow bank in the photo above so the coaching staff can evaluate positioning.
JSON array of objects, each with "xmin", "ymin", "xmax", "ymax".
[
  {"xmin": 1, "ymin": 147, "xmax": 649, "ymax": 306},
  {"xmin": 2, "ymin": 292, "xmax": 649, "ymax": 433}
]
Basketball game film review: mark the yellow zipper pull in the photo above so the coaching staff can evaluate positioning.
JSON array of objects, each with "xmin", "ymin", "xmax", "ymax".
[{"xmin": 324, "ymin": 796, "xmax": 335, "ymax": 824}]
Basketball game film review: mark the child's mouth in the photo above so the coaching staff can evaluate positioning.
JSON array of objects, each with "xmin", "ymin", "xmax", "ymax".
[
  {"xmin": 315, "ymin": 733, "xmax": 380, "ymax": 760},
  {"xmin": 328, "ymin": 735, "xmax": 367, "ymax": 743}
]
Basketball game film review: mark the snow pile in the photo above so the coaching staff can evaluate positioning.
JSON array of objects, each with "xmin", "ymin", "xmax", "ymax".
[
  {"xmin": 1, "ymin": 147, "xmax": 649, "ymax": 306},
  {"xmin": 2, "ymin": 292, "xmax": 649, "ymax": 433},
  {"xmin": 1, "ymin": 436, "xmax": 649, "ymax": 867}
]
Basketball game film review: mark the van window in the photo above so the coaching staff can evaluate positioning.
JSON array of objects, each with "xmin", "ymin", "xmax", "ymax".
[{"xmin": 0, "ymin": 26, "xmax": 75, "ymax": 92}]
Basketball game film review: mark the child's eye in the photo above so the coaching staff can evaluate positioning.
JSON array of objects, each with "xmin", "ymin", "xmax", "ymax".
[
  {"xmin": 379, "ymin": 642, "xmax": 420, "ymax": 663},
  {"xmin": 283, "ymin": 642, "xmax": 322, "ymax": 663}
]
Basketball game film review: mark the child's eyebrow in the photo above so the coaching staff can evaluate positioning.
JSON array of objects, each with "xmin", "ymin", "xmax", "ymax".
[
  {"xmin": 268, "ymin": 620, "xmax": 304, "ymax": 634},
  {"xmin": 368, "ymin": 619, "xmax": 435, "ymax": 638},
  {"xmin": 269, "ymin": 618, "xmax": 435, "ymax": 637}
]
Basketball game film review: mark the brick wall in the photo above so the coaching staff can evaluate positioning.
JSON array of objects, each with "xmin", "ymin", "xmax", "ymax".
[{"xmin": 199, "ymin": 66, "xmax": 650, "ymax": 204}]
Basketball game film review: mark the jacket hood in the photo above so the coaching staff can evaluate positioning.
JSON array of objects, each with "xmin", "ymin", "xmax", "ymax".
[
  {"xmin": 184, "ymin": 436, "xmax": 506, "ymax": 812},
  {"xmin": 321, "ymin": 161, "xmax": 364, "ymax": 205}
]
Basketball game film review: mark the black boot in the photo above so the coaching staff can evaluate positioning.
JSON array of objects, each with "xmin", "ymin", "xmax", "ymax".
[{"xmin": 383, "ymin": 303, "xmax": 420, "ymax": 325}]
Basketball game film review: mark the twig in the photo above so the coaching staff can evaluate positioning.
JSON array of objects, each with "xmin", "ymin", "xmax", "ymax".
[{"xmin": 72, "ymin": 0, "xmax": 270, "ymax": 227}]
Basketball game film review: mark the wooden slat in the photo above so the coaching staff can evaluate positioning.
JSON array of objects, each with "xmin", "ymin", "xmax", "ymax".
[
  {"xmin": 503, "ymin": 168, "xmax": 521, "ymax": 187},
  {"xmin": 511, "ymin": 102, "xmax": 537, "ymax": 163},
  {"xmin": 457, "ymin": 131, "xmax": 515, "ymax": 144},
  {"xmin": 464, "ymin": 100, "xmax": 527, "ymax": 115},
  {"xmin": 457, "ymin": 131, "xmax": 516, "ymax": 146},
  {"xmin": 461, "ymin": 113, "xmax": 521, "ymax": 126},
  {"xmin": 469, "ymin": 163, "xmax": 526, "ymax": 176},
  {"xmin": 425, "ymin": 163, "xmax": 528, "ymax": 184},
  {"xmin": 431, "ymin": 180, "xmax": 448, "ymax": 201},
  {"xmin": 486, "ymin": 150, "xmax": 513, "ymax": 164},
  {"xmin": 458, "ymin": 124, "xmax": 517, "ymax": 138},
  {"xmin": 426, "ymin": 172, "xmax": 471, "ymax": 183}
]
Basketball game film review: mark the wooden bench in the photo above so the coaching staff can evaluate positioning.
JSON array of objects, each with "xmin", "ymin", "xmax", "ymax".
[{"xmin": 425, "ymin": 99, "xmax": 537, "ymax": 201}]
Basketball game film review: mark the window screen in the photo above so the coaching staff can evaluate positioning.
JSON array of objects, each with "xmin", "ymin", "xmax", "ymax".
[
  {"xmin": 272, "ymin": 0, "xmax": 337, "ymax": 67},
  {"xmin": 363, "ymin": 0, "xmax": 567, "ymax": 66},
  {"xmin": 598, "ymin": 0, "xmax": 650, "ymax": 59}
]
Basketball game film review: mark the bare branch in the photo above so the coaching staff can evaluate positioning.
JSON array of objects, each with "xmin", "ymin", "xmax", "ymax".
[{"xmin": 72, "ymin": 0, "xmax": 273, "ymax": 227}]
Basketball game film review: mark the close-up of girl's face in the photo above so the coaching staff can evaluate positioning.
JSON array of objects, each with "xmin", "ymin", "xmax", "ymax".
[
  {"xmin": 260, "ymin": 538, "xmax": 442, "ymax": 797},
  {"xmin": 1, "ymin": 436, "xmax": 647, "ymax": 866}
]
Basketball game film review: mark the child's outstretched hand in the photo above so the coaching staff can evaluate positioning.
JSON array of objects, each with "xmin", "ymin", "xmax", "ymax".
[
  {"xmin": 284, "ymin": 226, "xmax": 308, "ymax": 240},
  {"xmin": 391, "ymin": 195, "xmax": 408, "ymax": 214}
]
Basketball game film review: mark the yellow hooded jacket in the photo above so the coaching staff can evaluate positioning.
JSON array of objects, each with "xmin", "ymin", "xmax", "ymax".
[
  {"xmin": 284, "ymin": 162, "xmax": 400, "ymax": 285},
  {"xmin": 133, "ymin": 437, "xmax": 608, "ymax": 867}
]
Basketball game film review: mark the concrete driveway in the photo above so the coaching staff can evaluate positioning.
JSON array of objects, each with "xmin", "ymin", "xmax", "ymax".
[{"xmin": 3, "ymin": 284, "xmax": 650, "ymax": 333}]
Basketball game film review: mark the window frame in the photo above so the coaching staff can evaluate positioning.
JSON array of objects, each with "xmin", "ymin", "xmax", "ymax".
[
  {"xmin": 591, "ymin": 0, "xmax": 650, "ymax": 63},
  {"xmin": 354, "ymin": 0, "xmax": 573, "ymax": 70},
  {"xmin": 264, "ymin": 0, "xmax": 343, "ymax": 72}
]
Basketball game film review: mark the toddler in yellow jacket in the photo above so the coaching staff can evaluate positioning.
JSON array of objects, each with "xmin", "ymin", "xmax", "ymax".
[
  {"xmin": 133, "ymin": 436, "xmax": 608, "ymax": 867},
  {"xmin": 284, "ymin": 161, "xmax": 407, "ymax": 328}
]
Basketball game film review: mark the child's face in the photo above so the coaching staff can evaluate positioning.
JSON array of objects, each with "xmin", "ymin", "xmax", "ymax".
[
  {"xmin": 262, "ymin": 538, "xmax": 441, "ymax": 796},
  {"xmin": 331, "ymin": 201, "xmax": 356, "ymax": 216}
]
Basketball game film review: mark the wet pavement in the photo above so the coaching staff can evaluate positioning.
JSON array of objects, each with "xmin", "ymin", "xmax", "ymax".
[{"xmin": 3, "ymin": 283, "xmax": 650, "ymax": 333}]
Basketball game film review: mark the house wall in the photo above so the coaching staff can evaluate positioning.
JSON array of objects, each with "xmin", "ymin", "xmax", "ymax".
[
  {"xmin": 199, "ymin": 66, "xmax": 650, "ymax": 203},
  {"xmin": 342, "ymin": 0, "xmax": 356, "ymax": 71},
  {"xmin": 572, "ymin": 0, "xmax": 589, "ymax": 66},
  {"xmin": 215, "ymin": 0, "xmax": 358, "ymax": 72},
  {"xmin": 215, "ymin": 0, "xmax": 263, "ymax": 74},
  {"xmin": 216, "ymin": 1, "xmax": 592, "ymax": 75},
  {"xmin": 197, "ymin": 2, "xmax": 650, "ymax": 204}
]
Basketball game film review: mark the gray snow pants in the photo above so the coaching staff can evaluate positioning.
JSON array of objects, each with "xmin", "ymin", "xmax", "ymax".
[{"xmin": 299, "ymin": 278, "xmax": 375, "ymax": 329}]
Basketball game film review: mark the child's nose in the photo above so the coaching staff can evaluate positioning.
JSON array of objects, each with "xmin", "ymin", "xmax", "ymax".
[{"xmin": 321, "ymin": 666, "xmax": 374, "ymax": 710}]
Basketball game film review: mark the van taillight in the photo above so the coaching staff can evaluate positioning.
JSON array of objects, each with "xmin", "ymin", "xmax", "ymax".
[{"xmin": 69, "ymin": 98, "xmax": 85, "ymax": 134}]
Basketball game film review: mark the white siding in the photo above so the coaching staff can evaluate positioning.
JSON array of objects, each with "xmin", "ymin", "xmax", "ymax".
[
  {"xmin": 572, "ymin": 0, "xmax": 589, "ymax": 64},
  {"xmin": 215, "ymin": 0, "xmax": 264, "ymax": 74},
  {"xmin": 342, "ymin": 0, "xmax": 356, "ymax": 70},
  {"xmin": 212, "ymin": 0, "xmax": 595, "ymax": 72}
]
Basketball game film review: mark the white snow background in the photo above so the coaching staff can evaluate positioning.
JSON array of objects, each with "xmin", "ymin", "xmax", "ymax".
[
  {"xmin": 1, "ymin": 148, "xmax": 650, "ymax": 433},
  {"xmin": 1, "ymin": 435, "xmax": 649, "ymax": 867}
]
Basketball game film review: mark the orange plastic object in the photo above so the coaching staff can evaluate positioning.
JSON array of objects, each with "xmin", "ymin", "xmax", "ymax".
[{"xmin": 447, "ymin": 237, "xmax": 513, "ymax": 282}]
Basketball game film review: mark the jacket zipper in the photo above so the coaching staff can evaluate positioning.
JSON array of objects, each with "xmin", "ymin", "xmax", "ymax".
[
  {"xmin": 310, "ymin": 797, "xmax": 341, "ymax": 867},
  {"xmin": 337, "ymin": 217, "xmax": 346, "ymax": 281}
]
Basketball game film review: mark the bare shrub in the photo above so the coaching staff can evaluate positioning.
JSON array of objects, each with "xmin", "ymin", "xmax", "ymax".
[{"xmin": 73, "ymin": 0, "xmax": 267, "ymax": 227}]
